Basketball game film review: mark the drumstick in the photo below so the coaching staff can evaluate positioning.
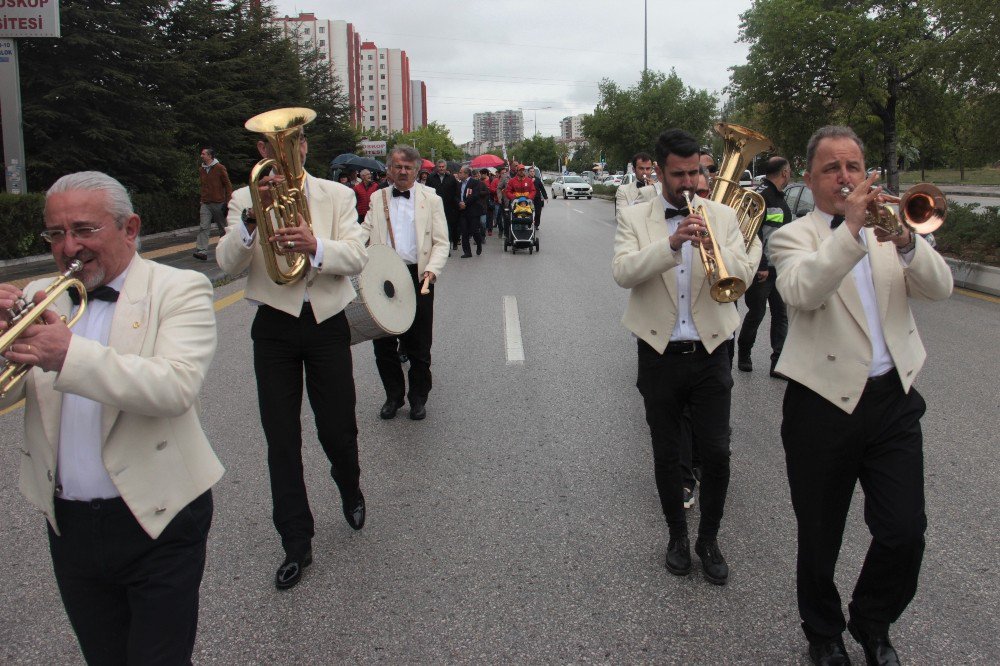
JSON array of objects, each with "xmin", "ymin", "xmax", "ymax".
[{"xmin": 420, "ymin": 275, "xmax": 432, "ymax": 295}]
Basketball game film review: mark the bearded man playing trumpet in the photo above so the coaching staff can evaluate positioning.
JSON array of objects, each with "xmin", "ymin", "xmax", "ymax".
[
  {"xmin": 768, "ymin": 126, "xmax": 953, "ymax": 666},
  {"xmin": 613, "ymin": 129, "xmax": 760, "ymax": 585}
]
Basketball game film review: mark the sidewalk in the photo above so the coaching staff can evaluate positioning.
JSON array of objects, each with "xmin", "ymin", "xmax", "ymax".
[{"xmin": 0, "ymin": 226, "xmax": 232, "ymax": 288}]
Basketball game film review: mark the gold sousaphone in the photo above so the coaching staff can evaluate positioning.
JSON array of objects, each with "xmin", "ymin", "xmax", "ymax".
[{"xmin": 245, "ymin": 107, "xmax": 317, "ymax": 285}]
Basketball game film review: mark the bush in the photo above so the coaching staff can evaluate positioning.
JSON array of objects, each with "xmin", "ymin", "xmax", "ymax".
[
  {"xmin": 592, "ymin": 184, "xmax": 617, "ymax": 196},
  {"xmin": 0, "ymin": 192, "xmax": 200, "ymax": 261},
  {"xmin": 934, "ymin": 203, "xmax": 1000, "ymax": 266}
]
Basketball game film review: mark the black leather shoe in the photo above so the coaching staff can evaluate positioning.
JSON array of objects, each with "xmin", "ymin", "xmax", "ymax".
[
  {"xmin": 275, "ymin": 550, "xmax": 312, "ymax": 590},
  {"xmin": 694, "ymin": 538, "xmax": 729, "ymax": 585},
  {"xmin": 476, "ymin": 244, "xmax": 482, "ymax": 255},
  {"xmin": 192, "ymin": 251, "xmax": 208, "ymax": 261},
  {"xmin": 848, "ymin": 620, "xmax": 899, "ymax": 666},
  {"xmin": 808, "ymin": 636, "xmax": 852, "ymax": 665},
  {"xmin": 343, "ymin": 491, "xmax": 366, "ymax": 530},
  {"xmin": 665, "ymin": 536, "xmax": 691, "ymax": 575},
  {"xmin": 737, "ymin": 357, "xmax": 753, "ymax": 372},
  {"xmin": 409, "ymin": 402, "xmax": 426, "ymax": 420},
  {"xmin": 460, "ymin": 253, "xmax": 472, "ymax": 258},
  {"xmin": 379, "ymin": 398, "xmax": 404, "ymax": 420}
]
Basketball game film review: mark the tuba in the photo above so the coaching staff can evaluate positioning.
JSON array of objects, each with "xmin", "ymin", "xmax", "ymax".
[
  {"xmin": 709, "ymin": 122, "xmax": 774, "ymax": 249},
  {"xmin": 839, "ymin": 182, "xmax": 947, "ymax": 236},
  {"xmin": 683, "ymin": 190, "xmax": 747, "ymax": 303},
  {"xmin": 0, "ymin": 260, "xmax": 88, "ymax": 398},
  {"xmin": 245, "ymin": 107, "xmax": 317, "ymax": 285}
]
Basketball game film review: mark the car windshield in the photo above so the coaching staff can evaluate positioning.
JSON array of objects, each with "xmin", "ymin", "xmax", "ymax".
[{"xmin": 564, "ymin": 176, "xmax": 585, "ymax": 183}]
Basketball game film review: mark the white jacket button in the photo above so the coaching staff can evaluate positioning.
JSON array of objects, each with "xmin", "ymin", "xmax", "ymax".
[{"xmin": 827, "ymin": 354, "xmax": 836, "ymax": 361}]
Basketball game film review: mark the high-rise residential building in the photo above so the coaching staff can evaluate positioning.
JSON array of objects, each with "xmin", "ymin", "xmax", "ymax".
[
  {"xmin": 410, "ymin": 80, "xmax": 427, "ymax": 129},
  {"xmin": 473, "ymin": 110, "xmax": 524, "ymax": 144},
  {"xmin": 274, "ymin": 13, "xmax": 422, "ymax": 133},
  {"xmin": 560, "ymin": 114, "xmax": 587, "ymax": 140}
]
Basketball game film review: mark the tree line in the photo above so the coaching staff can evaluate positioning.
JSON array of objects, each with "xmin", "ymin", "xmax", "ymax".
[
  {"xmin": 582, "ymin": 0, "xmax": 997, "ymax": 189},
  {"xmin": 16, "ymin": 0, "xmax": 356, "ymax": 196}
]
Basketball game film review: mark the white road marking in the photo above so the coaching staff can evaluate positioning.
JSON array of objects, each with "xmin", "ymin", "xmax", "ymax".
[{"xmin": 503, "ymin": 295, "xmax": 525, "ymax": 365}]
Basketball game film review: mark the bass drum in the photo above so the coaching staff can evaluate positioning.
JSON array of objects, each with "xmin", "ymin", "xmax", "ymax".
[{"xmin": 345, "ymin": 244, "xmax": 417, "ymax": 345}]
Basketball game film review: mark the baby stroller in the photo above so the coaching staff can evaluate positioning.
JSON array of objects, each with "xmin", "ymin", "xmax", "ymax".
[{"xmin": 504, "ymin": 196, "xmax": 539, "ymax": 254}]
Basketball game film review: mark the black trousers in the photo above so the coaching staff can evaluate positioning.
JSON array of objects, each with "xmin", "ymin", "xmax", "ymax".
[
  {"xmin": 373, "ymin": 263, "xmax": 435, "ymax": 406},
  {"xmin": 445, "ymin": 208, "xmax": 460, "ymax": 247},
  {"xmin": 533, "ymin": 199, "xmax": 544, "ymax": 227},
  {"xmin": 252, "ymin": 304, "xmax": 360, "ymax": 557},
  {"xmin": 460, "ymin": 213, "xmax": 483, "ymax": 255},
  {"xmin": 49, "ymin": 491, "xmax": 213, "ymax": 666},
  {"xmin": 782, "ymin": 371, "xmax": 926, "ymax": 643},
  {"xmin": 737, "ymin": 272, "xmax": 787, "ymax": 364},
  {"xmin": 636, "ymin": 340, "xmax": 733, "ymax": 540}
]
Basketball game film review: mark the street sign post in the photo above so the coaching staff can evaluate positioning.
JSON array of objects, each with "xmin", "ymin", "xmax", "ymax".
[{"xmin": 0, "ymin": 0, "xmax": 61, "ymax": 194}]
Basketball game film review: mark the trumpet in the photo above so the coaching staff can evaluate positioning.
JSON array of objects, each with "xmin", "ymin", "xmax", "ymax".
[
  {"xmin": 683, "ymin": 190, "xmax": 747, "ymax": 303},
  {"xmin": 839, "ymin": 182, "xmax": 947, "ymax": 236},
  {"xmin": 0, "ymin": 260, "xmax": 88, "ymax": 398}
]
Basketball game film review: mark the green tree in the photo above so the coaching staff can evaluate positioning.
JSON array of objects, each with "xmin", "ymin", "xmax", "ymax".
[
  {"xmin": 19, "ymin": 0, "xmax": 183, "ymax": 193},
  {"xmin": 584, "ymin": 69, "xmax": 718, "ymax": 172},
  {"xmin": 567, "ymin": 143, "xmax": 599, "ymax": 174},
  {"xmin": 513, "ymin": 135, "xmax": 558, "ymax": 171},
  {"xmin": 729, "ymin": 0, "xmax": 961, "ymax": 191},
  {"xmin": 394, "ymin": 122, "xmax": 462, "ymax": 162}
]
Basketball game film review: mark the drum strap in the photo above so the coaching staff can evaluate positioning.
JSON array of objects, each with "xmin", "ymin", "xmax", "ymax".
[{"xmin": 381, "ymin": 189, "xmax": 397, "ymax": 250}]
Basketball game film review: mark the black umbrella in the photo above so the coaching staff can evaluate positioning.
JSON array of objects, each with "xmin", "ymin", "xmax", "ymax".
[
  {"xmin": 446, "ymin": 160, "xmax": 461, "ymax": 173},
  {"xmin": 331, "ymin": 153, "xmax": 385, "ymax": 173}
]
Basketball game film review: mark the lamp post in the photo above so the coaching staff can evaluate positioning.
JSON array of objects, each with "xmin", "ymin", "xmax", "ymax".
[{"xmin": 518, "ymin": 106, "xmax": 552, "ymax": 137}]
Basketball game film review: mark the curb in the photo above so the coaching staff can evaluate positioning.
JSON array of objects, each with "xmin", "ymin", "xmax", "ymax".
[
  {"xmin": 0, "ymin": 225, "xmax": 202, "ymax": 270},
  {"xmin": 945, "ymin": 258, "xmax": 1000, "ymax": 297}
]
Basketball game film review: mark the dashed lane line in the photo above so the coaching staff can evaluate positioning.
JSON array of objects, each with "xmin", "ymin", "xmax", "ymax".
[{"xmin": 503, "ymin": 295, "xmax": 525, "ymax": 365}]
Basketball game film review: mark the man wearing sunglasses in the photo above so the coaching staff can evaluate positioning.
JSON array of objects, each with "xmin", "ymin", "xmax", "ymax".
[{"xmin": 0, "ymin": 171, "xmax": 223, "ymax": 665}]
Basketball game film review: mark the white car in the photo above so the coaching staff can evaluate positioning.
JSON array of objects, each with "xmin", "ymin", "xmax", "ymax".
[
  {"xmin": 609, "ymin": 174, "xmax": 624, "ymax": 186},
  {"xmin": 552, "ymin": 175, "xmax": 593, "ymax": 199}
]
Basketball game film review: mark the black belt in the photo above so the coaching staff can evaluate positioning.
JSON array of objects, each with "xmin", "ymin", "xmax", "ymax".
[
  {"xmin": 865, "ymin": 368, "xmax": 900, "ymax": 388},
  {"xmin": 663, "ymin": 340, "xmax": 706, "ymax": 354}
]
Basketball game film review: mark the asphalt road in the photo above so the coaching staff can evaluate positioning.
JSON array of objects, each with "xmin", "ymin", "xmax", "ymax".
[{"xmin": 1, "ymin": 197, "xmax": 998, "ymax": 664}]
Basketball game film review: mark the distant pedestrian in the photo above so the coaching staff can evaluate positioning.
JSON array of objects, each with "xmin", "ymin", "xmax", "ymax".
[
  {"xmin": 456, "ymin": 166, "xmax": 486, "ymax": 258},
  {"xmin": 425, "ymin": 160, "xmax": 461, "ymax": 251},
  {"xmin": 354, "ymin": 169, "xmax": 380, "ymax": 223},
  {"xmin": 194, "ymin": 147, "xmax": 232, "ymax": 260},
  {"xmin": 529, "ymin": 166, "xmax": 548, "ymax": 229},
  {"xmin": 418, "ymin": 170, "xmax": 430, "ymax": 185}
]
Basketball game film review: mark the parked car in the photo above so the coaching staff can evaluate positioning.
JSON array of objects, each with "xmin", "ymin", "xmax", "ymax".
[
  {"xmin": 739, "ymin": 170, "xmax": 754, "ymax": 187},
  {"xmin": 552, "ymin": 175, "xmax": 593, "ymax": 199},
  {"xmin": 784, "ymin": 182, "xmax": 815, "ymax": 218}
]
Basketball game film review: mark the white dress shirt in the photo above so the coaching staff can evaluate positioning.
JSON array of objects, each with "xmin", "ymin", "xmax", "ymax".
[
  {"xmin": 664, "ymin": 201, "xmax": 700, "ymax": 342},
  {"xmin": 57, "ymin": 269, "xmax": 130, "ymax": 500},
  {"xmin": 387, "ymin": 185, "xmax": 418, "ymax": 264},
  {"xmin": 815, "ymin": 210, "xmax": 915, "ymax": 378}
]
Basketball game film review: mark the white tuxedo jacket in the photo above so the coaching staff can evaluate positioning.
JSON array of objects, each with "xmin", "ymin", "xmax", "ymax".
[
  {"xmin": 1, "ymin": 254, "xmax": 224, "ymax": 538},
  {"xmin": 613, "ymin": 195, "xmax": 761, "ymax": 353},
  {"xmin": 615, "ymin": 181, "xmax": 660, "ymax": 209},
  {"xmin": 361, "ymin": 184, "xmax": 450, "ymax": 279},
  {"xmin": 217, "ymin": 174, "xmax": 368, "ymax": 323},
  {"xmin": 769, "ymin": 210, "xmax": 953, "ymax": 413}
]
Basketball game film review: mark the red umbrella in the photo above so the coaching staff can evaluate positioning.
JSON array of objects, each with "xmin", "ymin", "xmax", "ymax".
[
  {"xmin": 470, "ymin": 154, "xmax": 505, "ymax": 168},
  {"xmin": 420, "ymin": 158, "xmax": 434, "ymax": 170}
]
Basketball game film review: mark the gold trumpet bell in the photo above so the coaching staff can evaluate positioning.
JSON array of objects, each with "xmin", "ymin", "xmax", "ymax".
[
  {"xmin": 900, "ymin": 183, "xmax": 947, "ymax": 234},
  {"xmin": 710, "ymin": 277, "xmax": 746, "ymax": 303}
]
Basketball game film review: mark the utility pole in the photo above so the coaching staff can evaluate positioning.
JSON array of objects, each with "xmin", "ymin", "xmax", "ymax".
[{"xmin": 643, "ymin": 0, "xmax": 648, "ymax": 75}]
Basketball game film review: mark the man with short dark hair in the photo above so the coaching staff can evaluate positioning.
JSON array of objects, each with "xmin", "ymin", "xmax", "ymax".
[
  {"xmin": 769, "ymin": 125, "xmax": 952, "ymax": 666},
  {"xmin": 425, "ymin": 159, "xmax": 461, "ymax": 251},
  {"xmin": 195, "ymin": 146, "xmax": 233, "ymax": 260},
  {"xmin": 0, "ymin": 171, "xmax": 224, "ymax": 664},
  {"xmin": 362, "ymin": 146, "xmax": 449, "ymax": 420},
  {"xmin": 616, "ymin": 152, "xmax": 659, "ymax": 208},
  {"xmin": 737, "ymin": 155, "xmax": 792, "ymax": 376},
  {"xmin": 613, "ymin": 129, "xmax": 760, "ymax": 586}
]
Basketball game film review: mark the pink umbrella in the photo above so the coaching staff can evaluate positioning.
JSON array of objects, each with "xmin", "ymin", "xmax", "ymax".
[
  {"xmin": 421, "ymin": 159, "xmax": 434, "ymax": 170},
  {"xmin": 470, "ymin": 154, "xmax": 505, "ymax": 168}
]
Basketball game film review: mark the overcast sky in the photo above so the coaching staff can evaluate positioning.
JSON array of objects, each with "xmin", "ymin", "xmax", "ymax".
[{"xmin": 272, "ymin": 0, "xmax": 752, "ymax": 144}]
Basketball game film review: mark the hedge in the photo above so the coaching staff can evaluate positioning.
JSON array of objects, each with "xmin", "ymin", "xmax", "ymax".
[
  {"xmin": 0, "ymin": 192, "xmax": 200, "ymax": 261},
  {"xmin": 934, "ymin": 203, "xmax": 1000, "ymax": 266}
]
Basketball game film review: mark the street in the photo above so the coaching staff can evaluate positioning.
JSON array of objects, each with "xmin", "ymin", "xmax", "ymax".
[{"xmin": 1, "ymin": 197, "xmax": 998, "ymax": 664}]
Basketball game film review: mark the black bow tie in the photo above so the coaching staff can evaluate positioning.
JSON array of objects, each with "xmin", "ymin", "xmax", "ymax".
[
  {"xmin": 830, "ymin": 215, "xmax": 845, "ymax": 229},
  {"xmin": 69, "ymin": 285, "xmax": 120, "ymax": 305},
  {"xmin": 392, "ymin": 187, "xmax": 410, "ymax": 199},
  {"xmin": 666, "ymin": 207, "xmax": 689, "ymax": 219}
]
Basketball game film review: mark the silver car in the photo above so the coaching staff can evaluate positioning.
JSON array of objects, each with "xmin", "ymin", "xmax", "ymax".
[{"xmin": 553, "ymin": 175, "xmax": 593, "ymax": 199}]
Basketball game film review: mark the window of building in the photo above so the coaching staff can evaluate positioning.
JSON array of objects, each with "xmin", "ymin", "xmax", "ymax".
[
  {"xmin": 369, "ymin": 115, "xmax": 375, "ymax": 121},
  {"xmin": 380, "ymin": 64, "xmax": 385, "ymax": 70},
  {"xmin": 380, "ymin": 74, "xmax": 386, "ymax": 80},
  {"xmin": 380, "ymin": 84, "xmax": 385, "ymax": 90},
  {"xmin": 368, "ymin": 75, "xmax": 373, "ymax": 81},
  {"xmin": 318, "ymin": 26, "xmax": 325, "ymax": 33},
  {"xmin": 319, "ymin": 40, "xmax": 325, "ymax": 47},
  {"xmin": 368, "ymin": 85, "xmax": 373, "ymax": 91},
  {"xmin": 303, "ymin": 27, "xmax": 310, "ymax": 35},
  {"xmin": 367, "ymin": 54, "xmax": 372, "ymax": 60},
  {"xmin": 381, "ymin": 105, "xmax": 386, "ymax": 110},
  {"xmin": 379, "ymin": 53, "xmax": 384, "ymax": 59},
  {"xmin": 382, "ymin": 115, "xmax": 387, "ymax": 120}
]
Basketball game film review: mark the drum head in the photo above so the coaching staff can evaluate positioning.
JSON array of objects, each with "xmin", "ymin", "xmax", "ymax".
[{"xmin": 356, "ymin": 245, "xmax": 417, "ymax": 335}]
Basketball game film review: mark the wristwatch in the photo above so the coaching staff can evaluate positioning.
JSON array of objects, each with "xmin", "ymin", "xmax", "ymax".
[
  {"xmin": 241, "ymin": 208, "xmax": 256, "ymax": 226},
  {"xmin": 896, "ymin": 233, "xmax": 916, "ymax": 255}
]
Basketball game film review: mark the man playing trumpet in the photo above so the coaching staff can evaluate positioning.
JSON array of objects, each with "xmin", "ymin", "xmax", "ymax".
[
  {"xmin": 613, "ymin": 129, "xmax": 759, "ymax": 585},
  {"xmin": 768, "ymin": 126, "xmax": 953, "ymax": 665}
]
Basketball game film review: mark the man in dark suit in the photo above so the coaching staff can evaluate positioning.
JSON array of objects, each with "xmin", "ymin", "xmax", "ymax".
[
  {"xmin": 456, "ymin": 166, "xmax": 487, "ymax": 258},
  {"xmin": 425, "ymin": 159, "xmax": 461, "ymax": 250}
]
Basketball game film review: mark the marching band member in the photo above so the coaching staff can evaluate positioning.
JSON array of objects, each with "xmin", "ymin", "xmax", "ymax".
[
  {"xmin": 217, "ymin": 127, "xmax": 368, "ymax": 591},
  {"xmin": 768, "ymin": 126, "xmax": 953, "ymax": 666},
  {"xmin": 362, "ymin": 145, "xmax": 449, "ymax": 421},
  {"xmin": 0, "ymin": 171, "xmax": 223, "ymax": 664},
  {"xmin": 616, "ymin": 152, "xmax": 660, "ymax": 208},
  {"xmin": 613, "ymin": 129, "xmax": 759, "ymax": 586}
]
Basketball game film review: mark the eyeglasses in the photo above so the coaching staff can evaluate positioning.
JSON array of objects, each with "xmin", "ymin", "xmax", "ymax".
[{"xmin": 40, "ymin": 226, "xmax": 107, "ymax": 244}]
